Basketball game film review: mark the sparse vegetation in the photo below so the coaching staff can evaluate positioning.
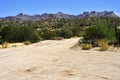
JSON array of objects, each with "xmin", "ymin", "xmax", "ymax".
[
  {"xmin": 79, "ymin": 19, "xmax": 119, "ymax": 51},
  {"xmin": 0, "ymin": 17, "xmax": 120, "ymax": 48},
  {"xmin": 58, "ymin": 28, "xmax": 73, "ymax": 38},
  {"xmin": 83, "ymin": 20, "xmax": 115, "ymax": 45},
  {"xmin": 2, "ymin": 42, "xmax": 9, "ymax": 48},
  {"xmin": 98, "ymin": 40, "xmax": 109, "ymax": 51},
  {"xmin": 24, "ymin": 41, "xmax": 31, "ymax": 45},
  {"xmin": 81, "ymin": 43, "xmax": 92, "ymax": 50},
  {"xmin": 0, "ymin": 26, "xmax": 41, "ymax": 43}
]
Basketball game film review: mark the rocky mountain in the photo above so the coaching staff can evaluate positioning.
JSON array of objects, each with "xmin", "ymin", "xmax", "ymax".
[
  {"xmin": 78, "ymin": 11, "xmax": 118, "ymax": 18},
  {"xmin": 0, "ymin": 11, "xmax": 119, "ymax": 21}
]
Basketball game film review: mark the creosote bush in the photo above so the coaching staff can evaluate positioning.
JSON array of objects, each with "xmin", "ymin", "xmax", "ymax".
[
  {"xmin": 81, "ymin": 43, "xmax": 92, "ymax": 50},
  {"xmin": 98, "ymin": 39, "xmax": 109, "ymax": 51}
]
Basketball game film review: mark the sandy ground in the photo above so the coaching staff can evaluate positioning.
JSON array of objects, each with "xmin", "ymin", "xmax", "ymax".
[{"xmin": 0, "ymin": 38, "xmax": 120, "ymax": 80}]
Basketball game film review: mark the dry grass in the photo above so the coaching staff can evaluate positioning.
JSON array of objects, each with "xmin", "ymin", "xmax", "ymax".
[
  {"xmin": 81, "ymin": 43, "xmax": 92, "ymax": 50},
  {"xmin": 0, "ymin": 42, "xmax": 25, "ymax": 49},
  {"xmin": 98, "ymin": 39, "xmax": 109, "ymax": 51},
  {"xmin": 2, "ymin": 42, "xmax": 9, "ymax": 48}
]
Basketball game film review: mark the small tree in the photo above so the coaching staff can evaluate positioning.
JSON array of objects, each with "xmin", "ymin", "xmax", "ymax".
[
  {"xmin": 58, "ymin": 28, "xmax": 73, "ymax": 38},
  {"xmin": 0, "ymin": 26, "xmax": 41, "ymax": 43},
  {"xmin": 42, "ymin": 29, "xmax": 58, "ymax": 40},
  {"xmin": 83, "ymin": 19, "xmax": 115, "ymax": 45}
]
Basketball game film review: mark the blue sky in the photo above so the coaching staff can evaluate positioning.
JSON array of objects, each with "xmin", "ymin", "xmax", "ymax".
[{"xmin": 0, "ymin": 0, "xmax": 120, "ymax": 17}]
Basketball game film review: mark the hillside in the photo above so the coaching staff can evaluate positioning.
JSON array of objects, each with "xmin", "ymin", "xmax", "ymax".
[{"xmin": 0, "ymin": 38, "xmax": 120, "ymax": 80}]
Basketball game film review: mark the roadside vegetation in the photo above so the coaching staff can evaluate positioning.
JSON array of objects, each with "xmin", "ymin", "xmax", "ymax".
[{"xmin": 0, "ymin": 17, "xmax": 120, "ymax": 49}]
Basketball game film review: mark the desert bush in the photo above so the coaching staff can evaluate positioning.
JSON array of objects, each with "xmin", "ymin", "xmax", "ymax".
[
  {"xmin": 0, "ymin": 26, "xmax": 41, "ymax": 43},
  {"xmin": 42, "ymin": 29, "xmax": 58, "ymax": 40},
  {"xmin": 2, "ymin": 42, "xmax": 9, "ymax": 48},
  {"xmin": 29, "ymin": 31, "xmax": 42, "ymax": 43},
  {"xmin": 81, "ymin": 43, "xmax": 92, "ymax": 50},
  {"xmin": 58, "ymin": 28, "xmax": 73, "ymax": 38},
  {"xmin": 83, "ymin": 19, "xmax": 116, "ymax": 45},
  {"xmin": 24, "ymin": 41, "xmax": 31, "ymax": 45},
  {"xmin": 74, "ymin": 31, "xmax": 85, "ymax": 37},
  {"xmin": 98, "ymin": 39, "xmax": 109, "ymax": 51}
]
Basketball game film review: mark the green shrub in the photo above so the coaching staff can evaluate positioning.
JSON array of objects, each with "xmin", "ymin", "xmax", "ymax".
[
  {"xmin": 0, "ymin": 26, "xmax": 41, "ymax": 43},
  {"xmin": 83, "ymin": 19, "xmax": 116, "ymax": 45},
  {"xmin": 58, "ymin": 28, "xmax": 73, "ymax": 38},
  {"xmin": 81, "ymin": 43, "xmax": 92, "ymax": 50},
  {"xmin": 29, "ymin": 31, "xmax": 41, "ymax": 43},
  {"xmin": 73, "ymin": 31, "xmax": 85, "ymax": 37},
  {"xmin": 42, "ymin": 29, "xmax": 58, "ymax": 40}
]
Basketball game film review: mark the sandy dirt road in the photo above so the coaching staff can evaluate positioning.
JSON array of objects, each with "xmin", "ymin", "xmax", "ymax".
[{"xmin": 0, "ymin": 38, "xmax": 120, "ymax": 80}]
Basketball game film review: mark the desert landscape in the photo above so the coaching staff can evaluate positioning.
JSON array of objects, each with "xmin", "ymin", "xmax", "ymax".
[
  {"xmin": 0, "ymin": 38, "xmax": 120, "ymax": 80},
  {"xmin": 0, "ymin": 0, "xmax": 120, "ymax": 80}
]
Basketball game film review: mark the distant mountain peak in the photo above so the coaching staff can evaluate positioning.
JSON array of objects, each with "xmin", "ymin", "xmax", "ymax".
[
  {"xmin": 56, "ymin": 12, "xmax": 64, "ymax": 14},
  {"xmin": 17, "ymin": 13, "xmax": 24, "ymax": 16},
  {"xmin": 1, "ymin": 11, "xmax": 119, "ymax": 21},
  {"xmin": 79, "ymin": 11, "xmax": 118, "ymax": 18}
]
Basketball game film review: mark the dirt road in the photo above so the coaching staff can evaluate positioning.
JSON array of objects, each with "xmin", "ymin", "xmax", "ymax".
[{"xmin": 0, "ymin": 38, "xmax": 120, "ymax": 80}]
